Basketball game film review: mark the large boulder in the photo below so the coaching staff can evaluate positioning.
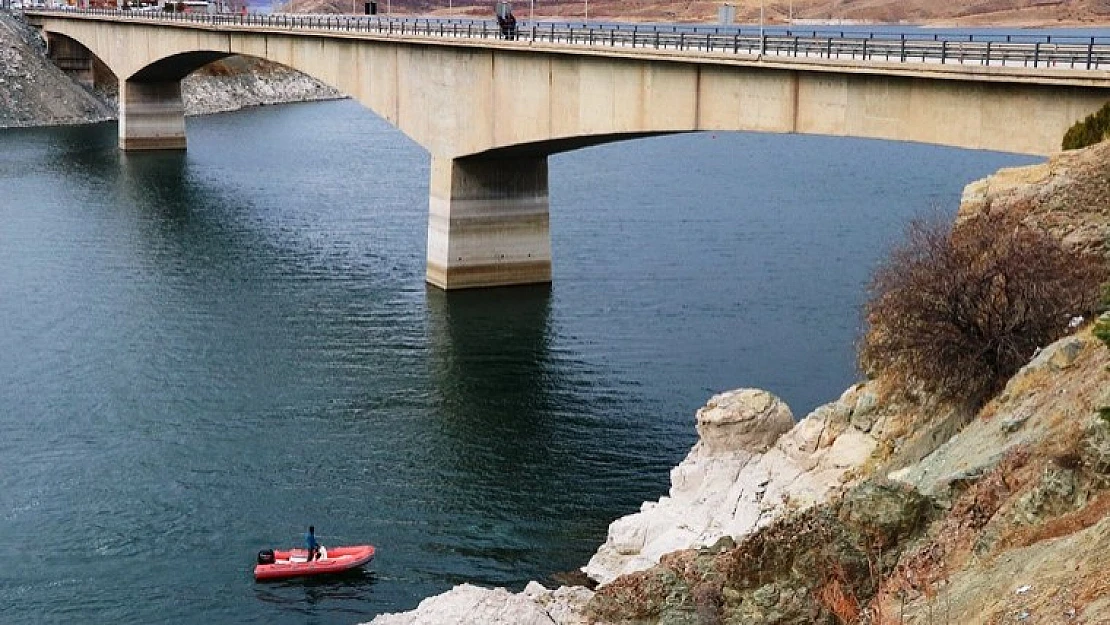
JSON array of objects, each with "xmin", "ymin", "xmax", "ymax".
[{"xmin": 695, "ymin": 389, "xmax": 794, "ymax": 454}]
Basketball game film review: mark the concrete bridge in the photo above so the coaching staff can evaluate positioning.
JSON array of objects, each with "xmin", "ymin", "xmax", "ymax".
[{"xmin": 24, "ymin": 11, "xmax": 1110, "ymax": 289}]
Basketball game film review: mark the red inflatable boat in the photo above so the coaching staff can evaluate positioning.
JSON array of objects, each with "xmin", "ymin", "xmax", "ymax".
[{"xmin": 254, "ymin": 545, "xmax": 375, "ymax": 581}]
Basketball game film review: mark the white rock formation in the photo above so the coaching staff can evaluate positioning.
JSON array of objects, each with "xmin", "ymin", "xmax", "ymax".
[
  {"xmin": 366, "ymin": 582, "xmax": 592, "ymax": 625},
  {"xmin": 522, "ymin": 582, "xmax": 593, "ymax": 625},
  {"xmin": 583, "ymin": 386, "xmax": 879, "ymax": 584},
  {"xmin": 365, "ymin": 385, "xmax": 884, "ymax": 623}
]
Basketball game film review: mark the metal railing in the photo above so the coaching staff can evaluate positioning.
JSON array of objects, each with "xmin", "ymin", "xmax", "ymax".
[{"xmin": 24, "ymin": 8, "xmax": 1110, "ymax": 70}]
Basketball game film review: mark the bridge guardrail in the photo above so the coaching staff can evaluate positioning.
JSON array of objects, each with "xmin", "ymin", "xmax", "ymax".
[{"xmin": 24, "ymin": 8, "xmax": 1110, "ymax": 70}]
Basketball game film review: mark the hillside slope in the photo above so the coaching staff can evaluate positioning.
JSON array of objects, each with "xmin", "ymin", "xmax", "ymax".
[
  {"xmin": 0, "ymin": 11, "xmax": 114, "ymax": 128},
  {"xmin": 285, "ymin": 0, "xmax": 1110, "ymax": 26},
  {"xmin": 0, "ymin": 11, "xmax": 342, "ymax": 129}
]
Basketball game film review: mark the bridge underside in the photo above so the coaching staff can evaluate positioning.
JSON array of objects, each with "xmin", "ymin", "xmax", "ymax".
[
  {"xmin": 30, "ymin": 16, "xmax": 1110, "ymax": 289},
  {"xmin": 121, "ymin": 51, "xmax": 231, "ymax": 151}
]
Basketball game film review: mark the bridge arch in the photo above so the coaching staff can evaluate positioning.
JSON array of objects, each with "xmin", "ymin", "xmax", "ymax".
[{"xmin": 40, "ymin": 31, "xmax": 112, "ymax": 90}]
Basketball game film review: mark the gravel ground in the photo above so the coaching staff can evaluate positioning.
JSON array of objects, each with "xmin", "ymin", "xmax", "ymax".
[{"xmin": 0, "ymin": 10, "xmax": 114, "ymax": 128}]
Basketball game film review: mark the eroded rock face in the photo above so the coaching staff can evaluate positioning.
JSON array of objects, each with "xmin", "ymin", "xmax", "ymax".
[
  {"xmin": 586, "ymin": 478, "xmax": 936, "ymax": 625},
  {"xmin": 368, "ymin": 584, "xmax": 559, "ymax": 625},
  {"xmin": 890, "ymin": 334, "xmax": 1100, "ymax": 499},
  {"xmin": 522, "ymin": 582, "xmax": 593, "ymax": 625},
  {"xmin": 584, "ymin": 386, "xmax": 881, "ymax": 585},
  {"xmin": 364, "ymin": 582, "xmax": 592, "ymax": 625},
  {"xmin": 958, "ymin": 141, "xmax": 1110, "ymax": 262}
]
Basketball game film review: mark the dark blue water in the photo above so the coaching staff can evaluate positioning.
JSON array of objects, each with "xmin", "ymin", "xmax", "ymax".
[{"xmin": 0, "ymin": 99, "xmax": 1038, "ymax": 624}]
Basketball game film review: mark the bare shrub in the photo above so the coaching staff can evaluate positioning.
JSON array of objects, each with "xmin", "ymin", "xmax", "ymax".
[
  {"xmin": 1095, "ymin": 315, "xmax": 1110, "ymax": 349},
  {"xmin": 817, "ymin": 568, "xmax": 861, "ymax": 625},
  {"xmin": 860, "ymin": 213, "xmax": 1104, "ymax": 405}
]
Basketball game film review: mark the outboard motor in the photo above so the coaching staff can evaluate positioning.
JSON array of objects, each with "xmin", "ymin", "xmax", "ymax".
[{"xmin": 257, "ymin": 549, "xmax": 275, "ymax": 565}]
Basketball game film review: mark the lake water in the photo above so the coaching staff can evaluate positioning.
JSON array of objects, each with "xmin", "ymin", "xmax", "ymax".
[{"xmin": 0, "ymin": 99, "xmax": 1038, "ymax": 624}]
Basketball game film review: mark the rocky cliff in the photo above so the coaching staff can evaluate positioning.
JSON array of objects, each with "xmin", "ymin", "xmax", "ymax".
[
  {"xmin": 366, "ymin": 141, "xmax": 1110, "ymax": 625},
  {"xmin": 0, "ymin": 10, "xmax": 342, "ymax": 129},
  {"xmin": 0, "ymin": 10, "xmax": 114, "ymax": 128}
]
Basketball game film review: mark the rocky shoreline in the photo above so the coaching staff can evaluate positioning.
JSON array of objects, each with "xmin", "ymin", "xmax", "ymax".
[
  {"xmin": 0, "ymin": 10, "xmax": 342, "ymax": 130},
  {"xmin": 366, "ymin": 144, "xmax": 1110, "ymax": 624}
]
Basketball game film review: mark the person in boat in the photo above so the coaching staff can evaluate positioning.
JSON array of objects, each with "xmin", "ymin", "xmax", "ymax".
[{"xmin": 304, "ymin": 525, "xmax": 321, "ymax": 561}]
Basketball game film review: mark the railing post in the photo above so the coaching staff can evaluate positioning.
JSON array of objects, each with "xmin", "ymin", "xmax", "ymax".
[
  {"xmin": 985, "ymin": 41, "xmax": 991, "ymax": 66},
  {"xmin": 861, "ymin": 39, "xmax": 867, "ymax": 60},
  {"xmin": 760, "ymin": 33, "xmax": 766, "ymax": 55},
  {"xmin": 733, "ymin": 33, "xmax": 739, "ymax": 54},
  {"xmin": 941, "ymin": 40, "xmax": 947, "ymax": 64},
  {"xmin": 1033, "ymin": 41, "xmax": 1040, "ymax": 67},
  {"xmin": 900, "ymin": 36, "xmax": 906, "ymax": 62},
  {"xmin": 826, "ymin": 37, "xmax": 832, "ymax": 58},
  {"xmin": 1087, "ymin": 38, "xmax": 1094, "ymax": 70}
]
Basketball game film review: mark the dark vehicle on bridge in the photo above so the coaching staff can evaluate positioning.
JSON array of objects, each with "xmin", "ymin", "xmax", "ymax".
[{"xmin": 495, "ymin": 0, "xmax": 517, "ymax": 40}]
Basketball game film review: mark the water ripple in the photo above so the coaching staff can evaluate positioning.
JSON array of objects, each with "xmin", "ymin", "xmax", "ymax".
[{"xmin": 0, "ymin": 100, "xmax": 1040, "ymax": 624}]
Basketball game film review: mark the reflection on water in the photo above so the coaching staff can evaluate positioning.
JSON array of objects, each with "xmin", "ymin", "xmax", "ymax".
[
  {"xmin": 426, "ymin": 284, "xmax": 556, "ymax": 461},
  {"xmin": 254, "ymin": 570, "xmax": 379, "ymax": 612}
]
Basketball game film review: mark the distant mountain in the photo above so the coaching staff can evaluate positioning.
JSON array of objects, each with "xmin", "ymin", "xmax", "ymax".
[{"xmin": 280, "ymin": 0, "xmax": 1110, "ymax": 26}]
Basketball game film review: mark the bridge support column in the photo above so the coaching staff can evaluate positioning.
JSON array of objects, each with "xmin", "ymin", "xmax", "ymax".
[
  {"xmin": 426, "ymin": 155, "xmax": 552, "ymax": 290},
  {"xmin": 119, "ymin": 80, "xmax": 187, "ymax": 151}
]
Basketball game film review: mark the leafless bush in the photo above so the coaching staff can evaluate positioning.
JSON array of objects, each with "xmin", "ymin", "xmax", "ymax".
[
  {"xmin": 860, "ymin": 213, "xmax": 1104, "ymax": 405},
  {"xmin": 817, "ymin": 565, "xmax": 862, "ymax": 625}
]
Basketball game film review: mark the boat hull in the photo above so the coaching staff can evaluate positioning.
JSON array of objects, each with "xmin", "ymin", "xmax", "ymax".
[{"xmin": 254, "ymin": 545, "xmax": 375, "ymax": 581}]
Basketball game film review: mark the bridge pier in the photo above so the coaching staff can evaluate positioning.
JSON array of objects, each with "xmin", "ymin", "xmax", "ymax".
[
  {"xmin": 426, "ymin": 155, "xmax": 552, "ymax": 290},
  {"xmin": 119, "ymin": 80, "xmax": 187, "ymax": 151}
]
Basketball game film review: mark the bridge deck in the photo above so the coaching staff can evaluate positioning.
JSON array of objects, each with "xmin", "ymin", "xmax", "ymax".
[{"xmin": 23, "ymin": 8, "xmax": 1110, "ymax": 88}]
